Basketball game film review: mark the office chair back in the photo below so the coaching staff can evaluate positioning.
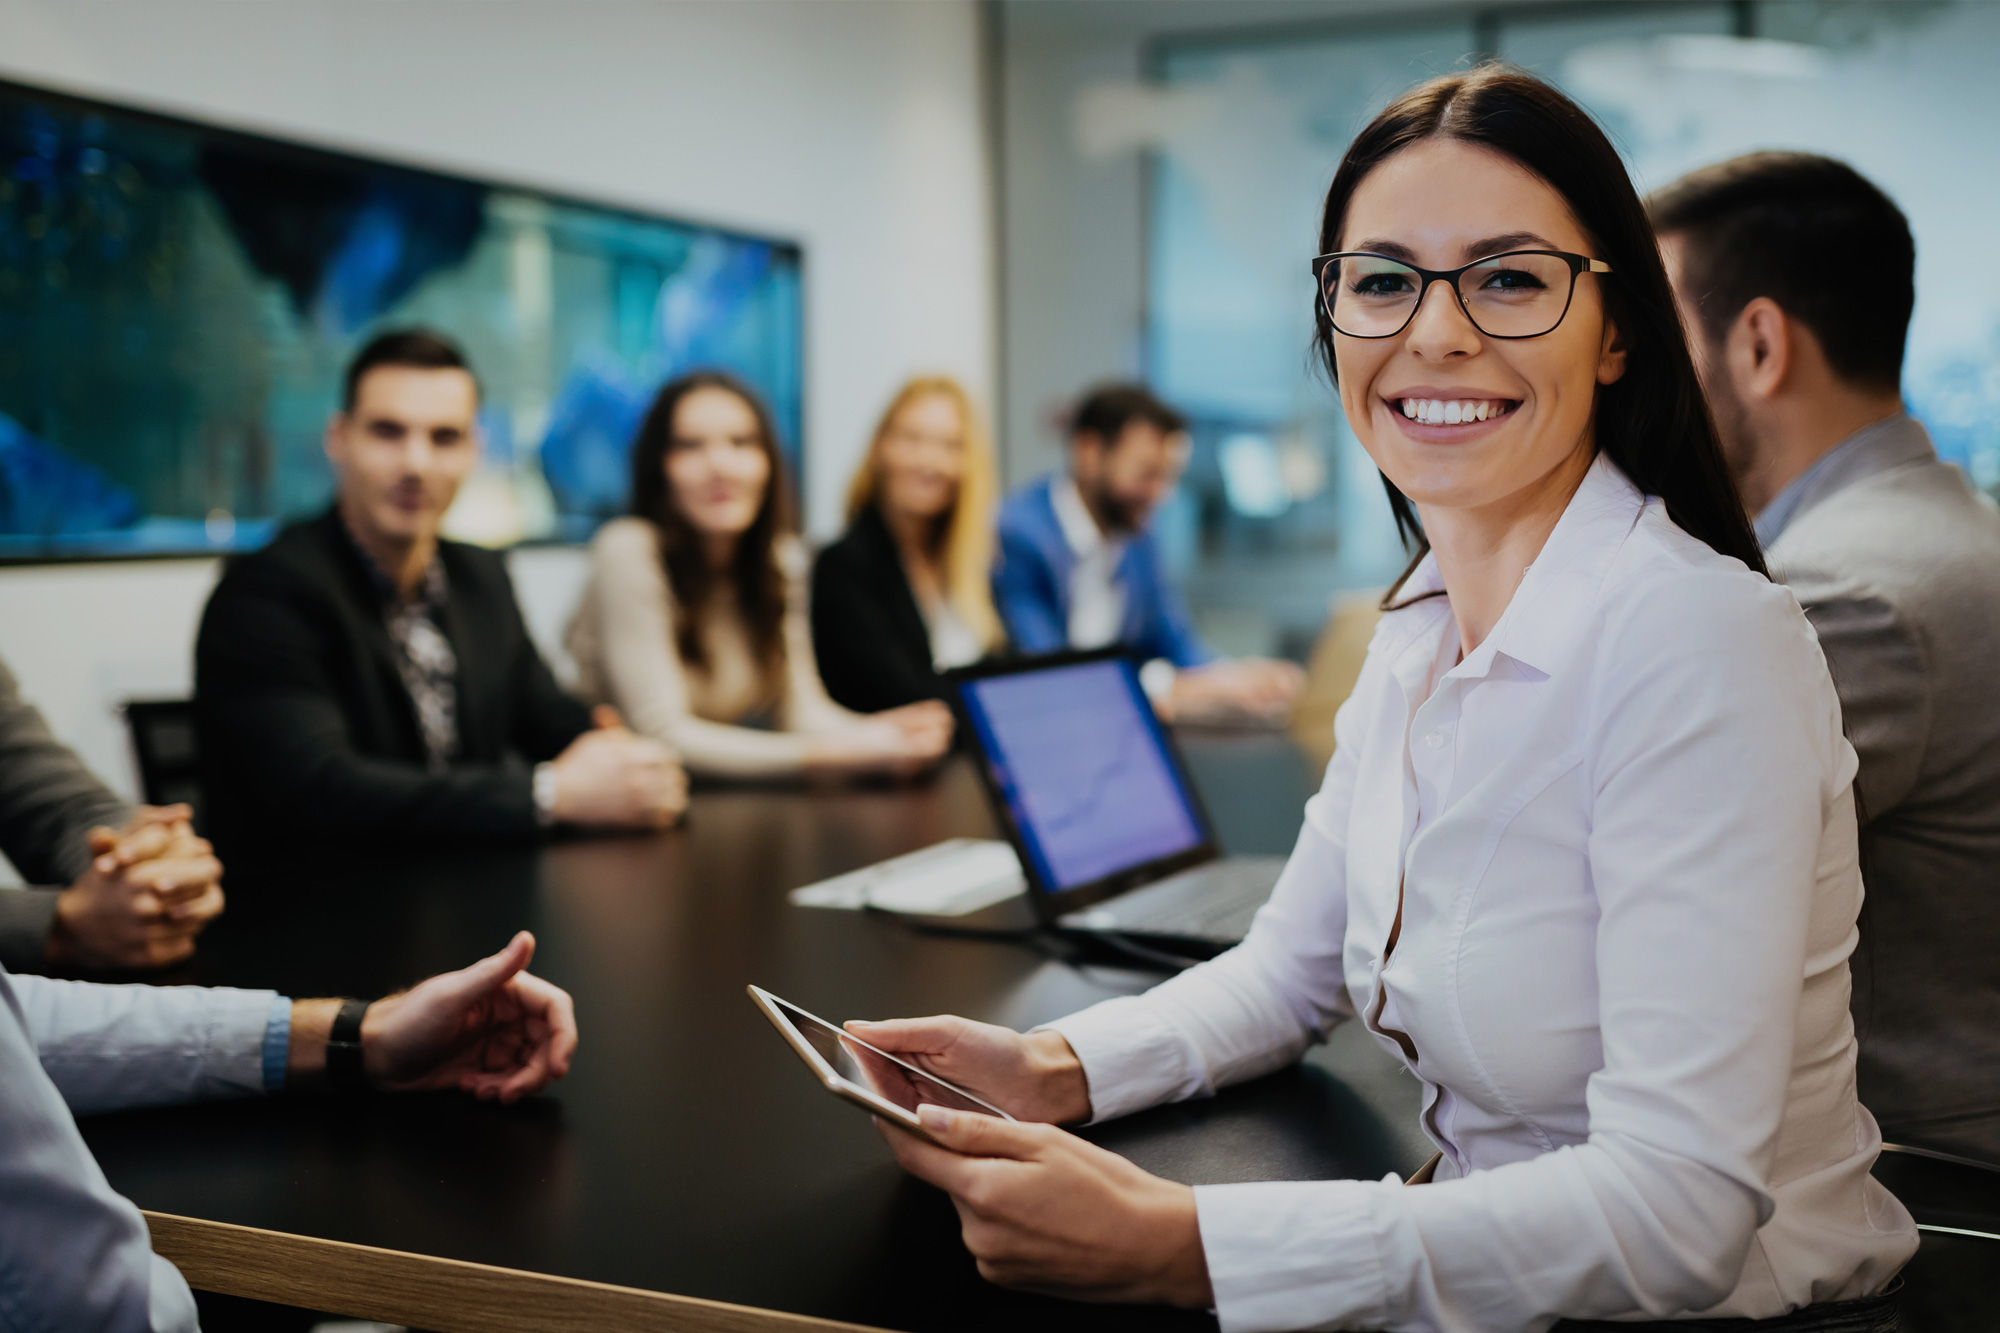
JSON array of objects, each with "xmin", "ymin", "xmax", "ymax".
[
  {"xmin": 123, "ymin": 699, "xmax": 204, "ymax": 825},
  {"xmin": 1873, "ymin": 1142, "xmax": 2000, "ymax": 1331}
]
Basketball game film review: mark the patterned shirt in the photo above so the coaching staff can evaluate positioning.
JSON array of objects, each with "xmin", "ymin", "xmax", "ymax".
[{"xmin": 343, "ymin": 521, "xmax": 459, "ymax": 771}]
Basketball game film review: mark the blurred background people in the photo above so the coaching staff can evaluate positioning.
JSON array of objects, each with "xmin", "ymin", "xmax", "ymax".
[
  {"xmin": 992, "ymin": 383, "xmax": 1302, "ymax": 721},
  {"xmin": 197, "ymin": 330, "xmax": 686, "ymax": 855},
  {"xmin": 1653, "ymin": 153, "xmax": 2000, "ymax": 1163},
  {"xmin": 812, "ymin": 376, "xmax": 1006, "ymax": 713},
  {"xmin": 0, "ymin": 657, "xmax": 224, "ymax": 972},
  {"xmin": 568, "ymin": 372, "xmax": 952, "ymax": 778}
]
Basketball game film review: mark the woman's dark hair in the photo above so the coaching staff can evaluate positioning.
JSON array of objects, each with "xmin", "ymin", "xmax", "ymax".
[
  {"xmin": 629, "ymin": 371, "xmax": 795, "ymax": 681},
  {"xmin": 1310, "ymin": 65, "xmax": 1765, "ymax": 604}
]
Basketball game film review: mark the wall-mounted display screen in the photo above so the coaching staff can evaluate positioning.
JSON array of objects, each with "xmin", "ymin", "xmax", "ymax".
[{"xmin": 0, "ymin": 77, "xmax": 803, "ymax": 560}]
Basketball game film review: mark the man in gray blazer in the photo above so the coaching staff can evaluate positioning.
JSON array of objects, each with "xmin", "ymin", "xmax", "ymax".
[
  {"xmin": 0, "ymin": 656, "xmax": 225, "ymax": 971},
  {"xmin": 1654, "ymin": 154, "xmax": 2000, "ymax": 1163}
]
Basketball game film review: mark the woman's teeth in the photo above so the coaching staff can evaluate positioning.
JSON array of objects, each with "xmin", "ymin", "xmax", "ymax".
[{"xmin": 1400, "ymin": 398, "xmax": 1511, "ymax": 425}]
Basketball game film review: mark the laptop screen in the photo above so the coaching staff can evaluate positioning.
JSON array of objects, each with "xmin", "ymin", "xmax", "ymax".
[{"xmin": 957, "ymin": 657, "xmax": 1207, "ymax": 893}]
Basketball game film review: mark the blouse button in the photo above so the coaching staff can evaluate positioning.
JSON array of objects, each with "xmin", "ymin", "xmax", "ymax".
[{"xmin": 1424, "ymin": 729, "xmax": 1448, "ymax": 750}]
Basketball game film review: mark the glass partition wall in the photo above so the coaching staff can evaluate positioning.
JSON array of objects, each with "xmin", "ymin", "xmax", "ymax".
[{"xmin": 1144, "ymin": 0, "xmax": 2000, "ymax": 655}]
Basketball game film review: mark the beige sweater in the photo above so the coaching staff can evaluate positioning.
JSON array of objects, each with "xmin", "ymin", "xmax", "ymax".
[{"xmin": 566, "ymin": 518, "xmax": 858, "ymax": 776}]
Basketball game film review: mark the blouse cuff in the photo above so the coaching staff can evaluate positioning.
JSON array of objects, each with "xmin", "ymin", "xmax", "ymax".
[
  {"xmin": 1194, "ymin": 1178, "xmax": 1395, "ymax": 1333},
  {"xmin": 1036, "ymin": 994, "xmax": 1209, "ymax": 1124}
]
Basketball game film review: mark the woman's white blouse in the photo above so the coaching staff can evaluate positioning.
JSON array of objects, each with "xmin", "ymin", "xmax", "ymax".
[{"xmin": 1045, "ymin": 456, "xmax": 1916, "ymax": 1332}]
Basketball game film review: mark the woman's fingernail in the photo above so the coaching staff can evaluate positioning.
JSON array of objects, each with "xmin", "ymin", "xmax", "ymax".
[{"xmin": 918, "ymin": 1104, "xmax": 954, "ymax": 1131}]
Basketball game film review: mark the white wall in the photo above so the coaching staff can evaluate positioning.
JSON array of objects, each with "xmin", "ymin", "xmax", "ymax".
[{"xmin": 0, "ymin": 0, "xmax": 993, "ymax": 800}]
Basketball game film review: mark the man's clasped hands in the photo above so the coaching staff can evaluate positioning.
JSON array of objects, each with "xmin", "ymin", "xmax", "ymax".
[{"xmin": 48, "ymin": 803, "xmax": 225, "ymax": 970}]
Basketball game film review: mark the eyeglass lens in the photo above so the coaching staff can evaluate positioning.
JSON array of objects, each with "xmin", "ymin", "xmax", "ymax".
[{"xmin": 1322, "ymin": 252, "xmax": 1580, "ymax": 339}]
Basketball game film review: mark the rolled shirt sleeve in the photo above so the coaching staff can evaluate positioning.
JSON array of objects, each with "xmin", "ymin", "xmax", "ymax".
[
  {"xmin": 262, "ymin": 992, "xmax": 293, "ymax": 1094},
  {"xmin": 13, "ymin": 973, "xmax": 282, "ymax": 1114}
]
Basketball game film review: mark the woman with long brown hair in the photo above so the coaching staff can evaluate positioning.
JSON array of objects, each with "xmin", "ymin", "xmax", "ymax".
[
  {"xmin": 848, "ymin": 67, "xmax": 1915, "ymax": 1329},
  {"xmin": 812, "ymin": 376, "xmax": 1005, "ymax": 713},
  {"xmin": 567, "ymin": 372, "xmax": 951, "ymax": 778}
]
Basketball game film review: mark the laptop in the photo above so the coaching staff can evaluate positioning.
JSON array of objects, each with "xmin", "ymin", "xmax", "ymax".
[{"xmin": 949, "ymin": 649, "xmax": 1285, "ymax": 956}]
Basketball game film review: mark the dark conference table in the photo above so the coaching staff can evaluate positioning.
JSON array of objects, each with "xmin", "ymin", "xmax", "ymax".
[
  {"xmin": 82, "ymin": 731, "xmax": 1429, "ymax": 1332},
  {"xmin": 79, "ymin": 731, "xmax": 1997, "ymax": 1332}
]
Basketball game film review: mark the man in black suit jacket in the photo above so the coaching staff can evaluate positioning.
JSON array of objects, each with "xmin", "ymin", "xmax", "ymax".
[{"xmin": 197, "ymin": 330, "xmax": 685, "ymax": 852}]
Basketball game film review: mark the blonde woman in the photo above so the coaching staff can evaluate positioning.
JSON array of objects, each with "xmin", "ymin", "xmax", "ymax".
[{"xmin": 811, "ymin": 377, "xmax": 1006, "ymax": 712}]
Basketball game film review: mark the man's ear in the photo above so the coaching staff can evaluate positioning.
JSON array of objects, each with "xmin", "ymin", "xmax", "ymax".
[
  {"xmin": 323, "ymin": 413, "xmax": 348, "ymax": 469},
  {"xmin": 1069, "ymin": 431, "xmax": 1105, "ymax": 481},
  {"xmin": 1727, "ymin": 297, "xmax": 1792, "ymax": 402}
]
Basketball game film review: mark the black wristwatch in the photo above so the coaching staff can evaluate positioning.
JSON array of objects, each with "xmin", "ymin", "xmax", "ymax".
[{"xmin": 326, "ymin": 998, "xmax": 372, "ymax": 1091}]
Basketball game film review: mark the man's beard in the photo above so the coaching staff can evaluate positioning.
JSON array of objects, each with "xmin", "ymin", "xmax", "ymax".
[
  {"xmin": 1081, "ymin": 478, "xmax": 1143, "ymax": 534},
  {"xmin": 1700, "ymin": 353, "xmax": 1758, "ymax": 488}
]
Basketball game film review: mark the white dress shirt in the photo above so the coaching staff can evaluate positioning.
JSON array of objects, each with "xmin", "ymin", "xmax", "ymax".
[
  {"xmin": 1052, "ymin": 473, "xmax": 1178, "ymax": 701},
  {"xmin": 1045, "ymin": 456, "xmax": 1917, "ymax": 1332},
  {"xmin": 1051, "ymin": 473, "xmax": 1130, "ymax": 650},
  {"xmin": 921, "ymin": 596, "xmax": 987, "ymax": 671}
]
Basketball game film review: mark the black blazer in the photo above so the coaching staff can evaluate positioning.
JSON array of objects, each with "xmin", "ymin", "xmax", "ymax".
[
  {"xmin": 195, "ymin": 510, "xmax": 592, "ymax": 849},
  {"xmin": 811, "ymin": 505, "xmax": 962, "ymax": 713}
]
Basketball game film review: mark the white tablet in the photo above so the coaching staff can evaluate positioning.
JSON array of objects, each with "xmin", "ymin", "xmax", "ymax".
[{"xmin": 748, "ymin": 985, "xmax": 1014, "ymax": 1146}]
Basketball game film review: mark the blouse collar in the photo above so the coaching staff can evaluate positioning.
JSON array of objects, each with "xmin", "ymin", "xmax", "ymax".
[{"xmin": 1371, "ymin": 453, "xmax": 1648, "ymax": 690}]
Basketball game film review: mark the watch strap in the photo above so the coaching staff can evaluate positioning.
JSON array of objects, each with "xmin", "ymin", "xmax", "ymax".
[
  {"xmin": 532, "ymin": 761, "xmax": 560, "ymax": 826},
  {"xmin": 326, "ymin": 998, "xmax": 371, "ymax": 1090}
]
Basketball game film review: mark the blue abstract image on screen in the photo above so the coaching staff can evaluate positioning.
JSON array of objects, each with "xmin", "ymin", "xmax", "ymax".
[{"xmin": 0, "ymin": 79, "xmax": 803, "ymax": 557}]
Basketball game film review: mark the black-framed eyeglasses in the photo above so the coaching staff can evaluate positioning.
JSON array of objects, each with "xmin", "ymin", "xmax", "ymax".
[{"xmin": 1310, "ymin": 249, "xmax": 1614, "ymax": 340}]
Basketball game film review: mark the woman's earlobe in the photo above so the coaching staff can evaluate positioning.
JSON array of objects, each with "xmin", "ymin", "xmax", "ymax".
[{"xmin": 1596, "ymin": 317, "xmax": 1630, "ymax": 385}]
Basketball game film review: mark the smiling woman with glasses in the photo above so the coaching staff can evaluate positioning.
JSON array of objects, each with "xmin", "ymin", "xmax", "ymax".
[{"xmin": 850, "ymin": 65, "xmax": 1916, "ymax": 1332}]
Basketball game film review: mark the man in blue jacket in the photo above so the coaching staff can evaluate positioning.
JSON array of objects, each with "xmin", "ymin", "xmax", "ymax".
[{"xmin": 993, "ymin": 383, "xmax": 1300, "ymax": 720}]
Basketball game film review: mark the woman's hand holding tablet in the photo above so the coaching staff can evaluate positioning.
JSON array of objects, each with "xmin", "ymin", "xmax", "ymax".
[
  {"xmin": 749, "ymin": 986, "xmax": 1210, "ymax": 1306},
  {"xmin": 869, "ymin": 1102, "xmax": 1213, "ymax": 1307},
  {"xmin": 840, "ymin": 1013, "xmax": 1093, "ymax": 1126},
  {"xmin": 748, "ymin": 986, "xmax": 1015, "ymax": 1145}
]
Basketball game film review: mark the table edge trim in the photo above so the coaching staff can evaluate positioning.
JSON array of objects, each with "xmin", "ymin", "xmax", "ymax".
[{"xmin": 143, "ymin": 1210, "xmax": 892, "ymax": 1333}]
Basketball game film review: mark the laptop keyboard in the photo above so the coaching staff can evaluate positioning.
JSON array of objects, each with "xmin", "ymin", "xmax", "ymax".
[{"xmin": 1105, "ymin": 862, "xmax": 1279, "ymax": 941}]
